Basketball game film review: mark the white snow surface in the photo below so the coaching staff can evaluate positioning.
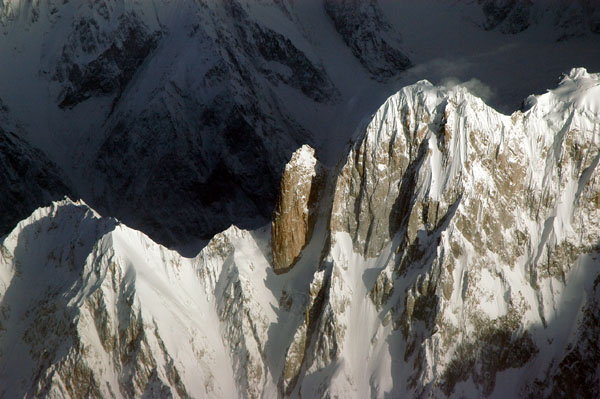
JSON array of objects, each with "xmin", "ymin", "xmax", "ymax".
[
  {"xmin": 0, "ymin": 198, "xmax": 238, "ymax": 398},
  {"xmin": 285, "ymin": 144, "xmax": 317, "ymax": 174}
]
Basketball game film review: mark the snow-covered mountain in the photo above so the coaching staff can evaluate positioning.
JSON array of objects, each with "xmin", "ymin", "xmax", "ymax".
[
  {"xmin": 2, "ymin": 67, "xmax": 599, "ymax": 398},
  {"xmin": 0, "ymin": 0, "xmax": 599, "ymax": 251},
  {"xmin": 280, "ymin": 67, "xmax": 600, "ymax": 398},
  {"xmin": 0, "ymin": 199, "xmax": 238, "ymax": 398},
  {"xmin": 1, "ymin": 1, "xmax": 599, "ymax": 395}
]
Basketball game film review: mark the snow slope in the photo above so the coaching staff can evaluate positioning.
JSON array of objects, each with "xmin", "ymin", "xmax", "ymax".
[
  {"xmin": 0, "ymin": 0, "xmax": 408, "ymax": 249},
  {"xmin": 0, "ymin": 199, "xmax": 237, "ymax": 397}
]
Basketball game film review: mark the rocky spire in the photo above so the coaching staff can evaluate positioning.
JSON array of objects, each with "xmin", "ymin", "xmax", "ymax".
[{"xmin": 271, "ymin": 145, "xmax": 323, "ymax": 273}]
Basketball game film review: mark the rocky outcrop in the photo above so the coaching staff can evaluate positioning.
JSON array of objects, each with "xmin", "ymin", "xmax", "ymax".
[{"xmin": 271, "ymin": 145, "xmax": 322, "ymax": 273}]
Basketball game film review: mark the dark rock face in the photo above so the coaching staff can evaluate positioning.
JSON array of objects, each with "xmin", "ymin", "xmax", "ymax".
[
  {"xmin": 223, "ymin": 0, "xmax": 339, "ymax": 105},
  {"xmin": 230, "ymin": 4, "xmax": 338, "ymax": 104},
  {"xmin": 323, "ymin": 0, "xmax": 411, "ymax": 81},
  {"xmin": 0, "ymin": 131, "xmax": 72, "ymax": 236},
  {"xmin": 91, "ymin": 101, "xmax": 288, "ymax": 246},
  {"xmin": 478, "ymin": 0, "xmax": 600, "ymax": 38},
  {"xmin": 55, "ymin": 14, "xmax": 160, "ymax": 109},
  {"xmin": 252, "ymin": 24, "xmax": 337, "ymax": 103},
  {"xmin": 479, "ymin": 0, "xmax": 532, "ymax": 33},
  {"xmin": 553, "ymin": 0, "xmax": 600, "ymax": 40}
]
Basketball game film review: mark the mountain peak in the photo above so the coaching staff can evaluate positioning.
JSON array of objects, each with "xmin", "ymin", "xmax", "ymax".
[{"xmin": 545, "ymin": 67, "xmax": 600, "ymax": 112}]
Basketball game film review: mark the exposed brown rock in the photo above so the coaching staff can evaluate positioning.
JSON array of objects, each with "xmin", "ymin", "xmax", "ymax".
[{"xmin": 271, "ymin": 145, "xmax": 322, "ymax": 273}]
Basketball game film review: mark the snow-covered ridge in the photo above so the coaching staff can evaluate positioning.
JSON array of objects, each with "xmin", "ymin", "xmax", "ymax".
[
  {"xmin": 0, "ymin": 198, "xmax": 237, "ymax": 398},
  {"xmin": 281, "ymin": 66, "xmax": 600, "ymax": 397},
  {"xmin": 0, "ymin": 196, "xmax": 286, "ymax": 398},
  {"xmin": 1, "ymin": 68, "xmax": 600, "ymax": 398},
  {"xmin": 525, "ymin": 67, "xmax": 600, "ymax": 115}
]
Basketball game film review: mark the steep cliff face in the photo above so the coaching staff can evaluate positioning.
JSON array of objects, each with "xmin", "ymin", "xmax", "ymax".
[
  {"xmin": 271, "ymin": 145, "xmax": 323, "ymax": 273},
  {"xmin": 282, "ymin": 67, "xmax": 600, "ymax": 397}
]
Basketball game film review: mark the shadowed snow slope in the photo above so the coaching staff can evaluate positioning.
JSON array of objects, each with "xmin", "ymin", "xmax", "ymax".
[
  {"xmin": 0, "ymin": 130, "xmax": 72, "ymax": 237},
  {"xmin": 1, "ymin": 68, "xmax": 600, "ymax": 398},
  {"xmin": 0, "ymin": 0, "xmax": 403, "ymax": 248}
]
